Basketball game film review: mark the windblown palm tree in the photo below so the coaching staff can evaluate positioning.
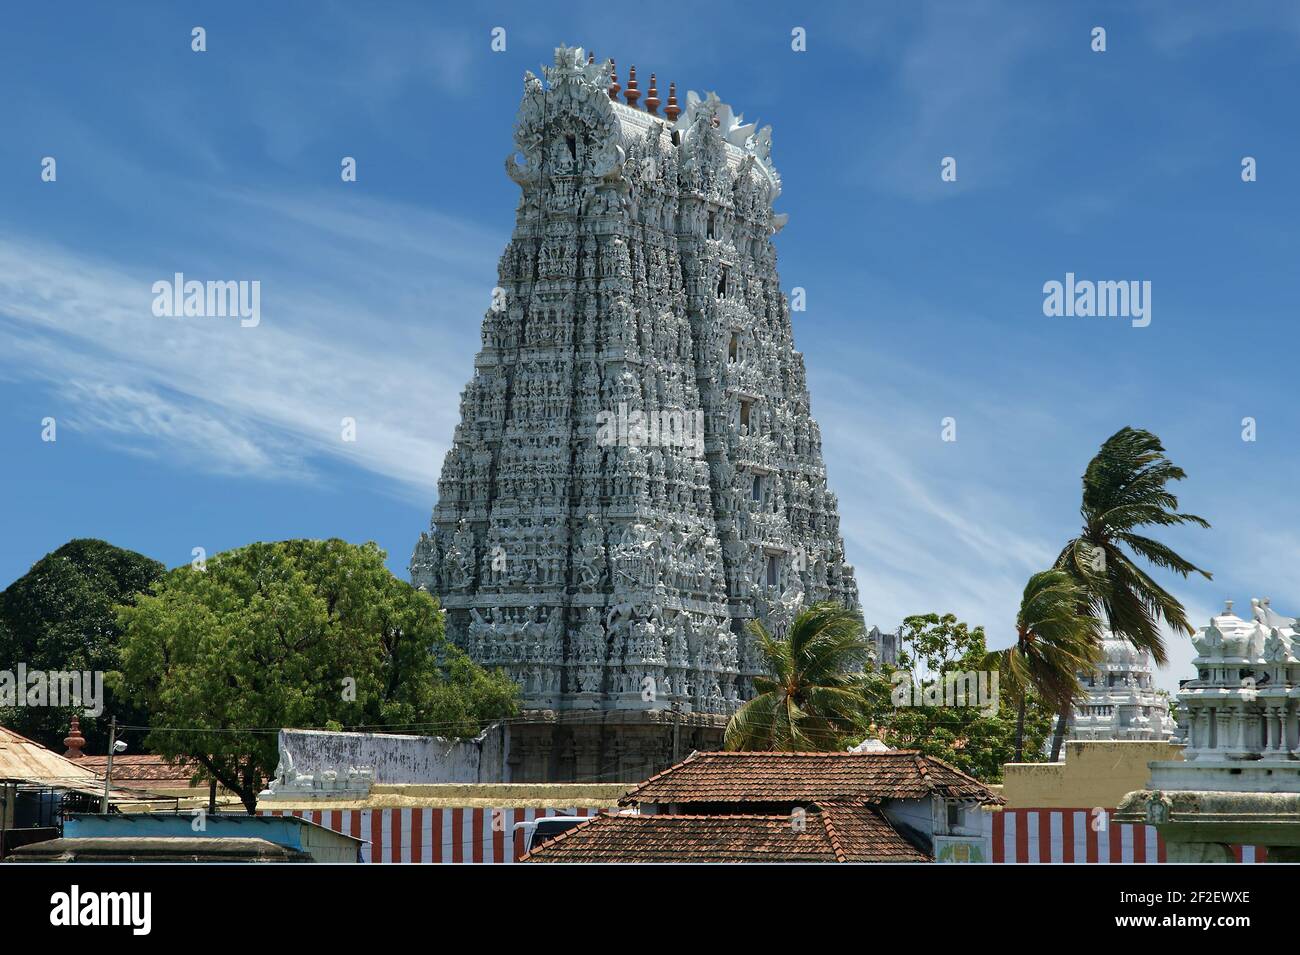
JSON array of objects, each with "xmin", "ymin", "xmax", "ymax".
[
  {"xmin": 987, "ymin": 570, "xmax": 1102, "ymax": 762},
  {"xmin": 724, "ymin": 602, "xmax": 871, "ymax": 751},
  {"xmin": 1050, "ymin": 426, "xmax": 1212, "ymax": 760}
]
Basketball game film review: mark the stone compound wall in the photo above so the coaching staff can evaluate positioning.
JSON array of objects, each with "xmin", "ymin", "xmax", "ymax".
[
  {"xmin": 270, "ymin": 727, "xmax": 506, "ymax": 788},
  {"xmin": 409, "ymin": 46, "xmax": 859, "ymax": 780}
]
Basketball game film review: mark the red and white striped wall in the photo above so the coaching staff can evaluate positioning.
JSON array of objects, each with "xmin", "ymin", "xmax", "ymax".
[
  {"xmin": 986, "ymin": 808, "xmax": 1267, "ymax": 863},
  {"xmin": 262, "ymin": 805, "xmax": 1269, "ymax": 863},
  {"xmin": 261, "ymin": 807, "xmax": 603, "ymax": 863}
]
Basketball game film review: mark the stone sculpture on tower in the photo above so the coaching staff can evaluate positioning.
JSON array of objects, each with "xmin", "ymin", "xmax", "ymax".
[{"xmin": 411, "ymin": 45, "xmax": 859, "ymax": 781}]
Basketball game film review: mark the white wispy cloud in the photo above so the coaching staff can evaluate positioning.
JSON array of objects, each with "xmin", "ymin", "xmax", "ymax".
[
  {"xmin": 815, "ymin": 360, "xmax": 1056, "ymax": 649},
  {"xmin": 60, "ymin": 379, "xmax": 305, "ymax": 479},
  {"xmin": 0, "ymin": 188, "xmax": 506, "ymax": 500}
]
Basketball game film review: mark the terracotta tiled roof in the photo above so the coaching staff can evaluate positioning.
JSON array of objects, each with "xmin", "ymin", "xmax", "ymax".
[
  {"xmin": 620, "ymin": 751, "xmax": 1002, "ymax": 806},
  {"xmin": 78, "ymin": 754, "xmax": 199, "ymax": 788},
  {"xmin": 522, "ymin": 804, "xmax": 929, "ymax": 863},
  {"xmin": 818, "ymin": 801, "xmax": 930, "ymax": 862}
]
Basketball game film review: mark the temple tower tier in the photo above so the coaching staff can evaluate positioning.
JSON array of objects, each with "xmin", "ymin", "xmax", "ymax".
[{"xmin": 410, "ymin": 45, "xmax": 859, "ymax": 781}]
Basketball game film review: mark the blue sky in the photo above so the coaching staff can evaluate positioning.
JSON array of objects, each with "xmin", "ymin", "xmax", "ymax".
[{"xmin": 3, "ymin": 1, "xmax": 1299, "ymax": 691}]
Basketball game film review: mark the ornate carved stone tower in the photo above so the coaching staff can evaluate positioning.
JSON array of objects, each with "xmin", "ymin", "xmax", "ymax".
[{"xmin": 411, "ymin": 46, "xmax": 859, "ymax": 781}]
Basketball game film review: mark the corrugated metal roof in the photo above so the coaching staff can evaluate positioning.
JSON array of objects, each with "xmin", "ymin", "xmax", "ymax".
[
  {"xmin": 64, "ymin": 812, "xmax": 366, "ymax": 846},
  {"xmin": 0, "ymin": 724, "xmax": 103, "ymax": 789}
]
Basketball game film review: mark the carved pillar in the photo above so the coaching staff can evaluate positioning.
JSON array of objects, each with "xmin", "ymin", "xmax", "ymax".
[
  {"xmin": 533, "ymin": 733, "xmax": 554, "ymax": 783},
  {"xmin": 506, "ymin": 736, "xmax": 525, "ymax": 780},
  {"xmin": 603, "ymin": 735, "xmax": 622, "ymax": 784},
  {"xmin": 574, "ymin": 727, "xmax": 600, "ymax": 782}
]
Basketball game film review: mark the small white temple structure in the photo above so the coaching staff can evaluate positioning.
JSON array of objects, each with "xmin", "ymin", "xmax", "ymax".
[
  {"xmin": 1162, "ymin": 598, "xmax": 1300, "ymax": 779},
  {"xmin": 1068, "ymin": 633, "xmax": 1175, "ymax": 743},
  {"xmin": 1117, "ymin": 598, "xmax": 1300, "ymax": 860}
]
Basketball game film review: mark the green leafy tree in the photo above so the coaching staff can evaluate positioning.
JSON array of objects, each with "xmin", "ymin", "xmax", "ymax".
[
  {"xmin": 884, "ymin": 612, "xmax": 987, "ymax": 674},
  {"xmin": 117, "ymin": 539, "xmax": 519, "ymax": 812},
  {"xmin": 986, "ymin": 571, "xmax": 1102, "ymax": 762},
  {"xmin": 0, "ymin": 539, "xmax": 164, "ymax": 752},
  {"xmin": 863, "ymin": 613, "xmax": 1054, "ymax": 781},
  {"xmin": 724, "ymin": 602, "xmax": 871, "ymax": 751},
  {"xmin": 1052, "ymin": 427, "xmax": 1211, "ymax": 760}
]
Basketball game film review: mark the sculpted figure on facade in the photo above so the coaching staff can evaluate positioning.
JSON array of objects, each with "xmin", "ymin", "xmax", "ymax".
[
  {"xmin": 441, "ymin": 519, "xmax": 476, "ymax": 591},
  {"xmin": 410, "ymin": 530, "xmax": 440, "ymax": 592},
  {"xmin": 576, "ymin": 513, "xmax": 607, "ymax": 590}
]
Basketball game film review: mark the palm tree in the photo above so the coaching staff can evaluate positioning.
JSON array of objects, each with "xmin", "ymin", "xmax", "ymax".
[
  {"xmin": 987, "ymin": 570, "xmax": 1103, "ymax": 762},
  {"xmin": 724, "ymin": 602, "xmax": 871, "ymax": 751},
  {"xmin": 1050, "ymin": 426, "xmax": 1212, "ymax": 760}
]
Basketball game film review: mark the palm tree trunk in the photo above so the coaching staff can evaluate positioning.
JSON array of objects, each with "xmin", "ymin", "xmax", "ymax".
[
  {"xmin": 1014, "ymin": 696, "xmax": 1026, "ymax": 762},
  {"xmin": 1049, "ymin": 703, "xmax": 1070, "ymax": 762}
]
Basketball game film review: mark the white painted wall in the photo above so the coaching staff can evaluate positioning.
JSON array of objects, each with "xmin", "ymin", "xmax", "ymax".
[{"xmin": 279, "ymin": 723, "xmax": 507, "ymax": 785}]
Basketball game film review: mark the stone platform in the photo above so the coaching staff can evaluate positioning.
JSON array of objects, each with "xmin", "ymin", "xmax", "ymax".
[{"xmin": 1117, "ymin": 788, "xmax": 1300, "ymax": 862}]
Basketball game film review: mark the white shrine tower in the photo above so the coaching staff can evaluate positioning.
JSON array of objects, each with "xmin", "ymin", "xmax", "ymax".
[
  {"xmin": 1068, "ymin": 633, "xmax": 1175, "ymax": 743},
  {"xmin": 1163, "ymin": 598, "xmax": 1300, "ymax": 773},
  {"xmin": 1117, "ymin": 598, "xmax": 1300, "ymax": 861}
]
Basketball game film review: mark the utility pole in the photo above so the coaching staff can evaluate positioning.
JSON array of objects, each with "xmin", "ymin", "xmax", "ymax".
[{"xmin": 100, "ymin": 716, "xmax": 116, "ymax": 813}]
